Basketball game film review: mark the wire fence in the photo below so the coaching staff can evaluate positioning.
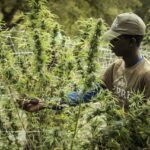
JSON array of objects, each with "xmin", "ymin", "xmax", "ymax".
[{"xmin": 1, "ymin": 30, "xmax": 149, "ymax": 70}]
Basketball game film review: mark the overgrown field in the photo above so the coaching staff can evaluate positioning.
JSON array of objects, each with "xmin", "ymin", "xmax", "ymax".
[{"xmin": 0, "ymin": 1, "xmax": 150, "ymax": 150}]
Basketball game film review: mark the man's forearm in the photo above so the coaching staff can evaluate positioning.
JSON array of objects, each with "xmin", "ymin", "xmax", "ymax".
[{"xmin": 66, "ymin": 83, "xmax": 107, "ymax": 106}]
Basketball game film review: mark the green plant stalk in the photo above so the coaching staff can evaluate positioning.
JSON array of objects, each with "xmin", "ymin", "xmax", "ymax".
[
  {"xmin": 5, "ymin": 100, "xmax": 21, "ymax": 147},
  {"xmin": 27, "ymin": 1, "xmax": 49, "ymax": 149},
  {"xmin": 7, "ymin": 85, "xmax": 36, "ymax": 150},
  {"xmin": 48, "ymin": 24, "xmax": 59, "ymax": 71},
  {"xmin": 84, "ymin": 19, "xmax": 102, "ymax": 90},
  {"xmin": 70, "ymin": 99, "xmax": 82, "ymax": 150}
]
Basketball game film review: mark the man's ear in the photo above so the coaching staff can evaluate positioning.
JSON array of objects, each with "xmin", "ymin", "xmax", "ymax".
[{"xmin": 130, "ymin": 38, "xmax": 136, "ymax": 46}]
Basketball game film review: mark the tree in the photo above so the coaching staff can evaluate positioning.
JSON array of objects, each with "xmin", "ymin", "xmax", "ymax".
[
  {"xmin": 0, "ymin": 0, "xmax": 28, "ymax": 29},
  {"xmin": 47, "ymin": 0, "xmax": 142, "ymax": 35},
  {"xmin": 135, "ymin": 0, "xmax": 150, "ymax": 23}
]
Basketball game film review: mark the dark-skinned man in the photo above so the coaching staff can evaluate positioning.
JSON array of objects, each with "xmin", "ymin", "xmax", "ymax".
[
  {"xmin": 18, "ymin": 12, "xmax": 150, "ymax": 112},
  {"xmin": 102, "ymin": 12, "xmax": 150, "ymax": 109}
]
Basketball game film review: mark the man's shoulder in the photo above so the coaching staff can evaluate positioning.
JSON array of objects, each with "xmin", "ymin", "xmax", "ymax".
[
  {"xmin": 112, "ymin": 58, "xmax": 124, "ymax": 70},
  {"xmin": 104, "ymin": 58, "xmax": 123, "ymax": 73},
  {"xmin": 114, "ymin": 58, "xmax": 123, "ymax": 65},
  {"xmin": 104, "ymin": 59, "xmax": 123, "ymax": 74},
  {"xmin": 108, "ymin": 58, "xmax": 123, "ymax": 68}
]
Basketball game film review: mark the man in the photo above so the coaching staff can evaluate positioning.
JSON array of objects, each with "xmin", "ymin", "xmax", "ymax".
[
  {"xmin": 18, "ymin": 12, "xmax": 150, "ymax": 112},
  {"xmin": 102, "ymin": 12, "xmax": 150, "ymax": 108}
]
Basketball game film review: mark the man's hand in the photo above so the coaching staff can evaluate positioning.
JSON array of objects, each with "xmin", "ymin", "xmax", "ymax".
[{"xmin": 17, "ymin": 94, "xmax": 47, "ymax": 112}]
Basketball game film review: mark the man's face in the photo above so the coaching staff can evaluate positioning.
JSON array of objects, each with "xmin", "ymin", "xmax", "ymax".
[{"xmin": 110, "ymin": 35, "xmax": 132, "ymax": 57}]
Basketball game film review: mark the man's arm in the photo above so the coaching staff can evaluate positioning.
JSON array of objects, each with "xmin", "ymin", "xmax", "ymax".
[
  {"xmin": 66, "ymin": 82, "xmax": 107, "ymax": 106},
  {"xmin": 17, "ymin": 82, "xmax": 107, "ymax": 112}
]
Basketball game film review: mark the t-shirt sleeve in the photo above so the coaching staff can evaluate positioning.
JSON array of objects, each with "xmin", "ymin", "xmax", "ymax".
[{"xmin": 102, "ymin": 63, "xmax": 115, "ymax": 90}]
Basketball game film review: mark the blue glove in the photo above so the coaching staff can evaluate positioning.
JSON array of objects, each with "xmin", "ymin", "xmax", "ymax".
[
  {"xmin": 67, "ymin": 91, "xmax": 82, "ymax": 106},
  {"xmin": 67, "ymin": 83, "xmax": 107, "ymax": 106}
]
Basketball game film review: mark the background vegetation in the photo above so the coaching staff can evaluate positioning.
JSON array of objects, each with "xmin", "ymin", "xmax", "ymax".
[
  {"xmin": 0, "ymin": 0, "xmax": 150, "ymax": 35},
  {"xmin": 0, "ymin": 0, "xmax": 149, "ymax": 150}
]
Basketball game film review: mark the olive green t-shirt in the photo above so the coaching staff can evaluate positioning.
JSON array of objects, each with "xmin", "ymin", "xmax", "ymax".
[{"xmin": 102, "ymin": 57, "xmax": 150, "ymax": 105}]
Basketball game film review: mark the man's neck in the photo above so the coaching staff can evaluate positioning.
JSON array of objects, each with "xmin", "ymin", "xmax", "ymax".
[{"xmin": 123, "ymin": 53, "xmax": 143, "ymax": 68}]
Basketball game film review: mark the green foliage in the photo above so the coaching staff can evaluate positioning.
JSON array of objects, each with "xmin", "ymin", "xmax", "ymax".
[
  {"xmin": 143, "ymin": 23, "xmax": 150, "ymax": 45},
  {"xmin": 48, "ymin": 0, "xmax": 142, "ymax": 35},
  {"xmin": 135, "ymin": 0, "xmax": 150, "ymax": 23},
  {"xmin": 0, "ymin": 0, "xmax": 149, "ymax": 35},
  {"xmin": 79, "ymin": 92, "xmax": 150, "ymax": 150},
  {"xmin": 0, "ymin": 0, "xmax": 149, "ymax": 150}
]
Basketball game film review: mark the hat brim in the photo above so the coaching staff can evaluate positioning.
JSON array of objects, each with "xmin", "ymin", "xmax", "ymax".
[{"xmin": 102, "ymin": 29, "xmax": 121, "ymax": 41}]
